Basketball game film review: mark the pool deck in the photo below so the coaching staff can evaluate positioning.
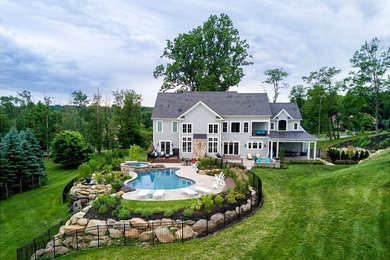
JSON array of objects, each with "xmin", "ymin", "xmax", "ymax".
[{"xmin": 122, "ymin": 163, "xmax": 224, "ymax": 201}]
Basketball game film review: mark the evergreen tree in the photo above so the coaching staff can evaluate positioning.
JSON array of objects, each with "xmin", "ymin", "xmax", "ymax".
[
  {"xmin": 19, "ymin": 140, "xmax": 47, "ymax": 187},
  {"xmin": 24, "ymin": 129, "xmax": 45, "ymax": 169}
]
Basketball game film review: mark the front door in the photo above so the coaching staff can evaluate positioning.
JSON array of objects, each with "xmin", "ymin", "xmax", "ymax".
[
  {"xmin": 223, "ymin": 142, "xmax": 239, "ymax": 155},
  {"xmin": 160, "ymin": 141, "xmax": 171, "ymax": 154}
]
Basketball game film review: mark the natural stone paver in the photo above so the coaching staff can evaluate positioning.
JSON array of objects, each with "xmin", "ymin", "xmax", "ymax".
[{"xmin": 155, "ymin": 227, "xmax": 174, "ymax": 243}]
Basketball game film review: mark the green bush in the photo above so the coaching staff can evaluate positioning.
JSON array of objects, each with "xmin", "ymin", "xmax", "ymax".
[
  {"xmin": 92, "ymin": 194, "xmax": 119, "ymax": 210},
  {"xmin": 111, "ymin": 178, "xmax": 123, "ymax": 191},
  {"xmin": 51, "ymin": 130, "xmax": 93, "ymax": 168},
  {"xmin": 183, "ymin": 208, "xmax": 193, "ymax": 217},
  {"xmin": 78, "ymin": 163, "xmax": 93, "ymax": 179},
  {"xmin": 164, "ymin": 209, "xmax": 175, "ymax": 217},
  {"xmin": 98, "ymin": 204, "xmax": 108, "ymax": 214},
  {"xmin": 226, "ymin": 194, "xmax": 236, "ymax": 204},
  {"xmin": 189, "ymin": 199, "xmax": 203, "ymax": 211},
  {"xmin": 198, "ymin": 157, "xmax": 219, "ymax": 169},
  {"xmin": 118, "ymin": 208, "xmax": 131, "ymax": 219},
  {"xmin": 214, "ymin": 195, "xmax": 224, "ymax": 207},
  {"xmin": 129, "ymin": 145, "xmax": 144, "ymax": 161},
  {"xmin": 201, "ymin": 194, "xmax": 214, "ymax": 213},
  {"xmin": 236, "ymin": 181, "xmax": 249, "ymax": 194},
  {"xmin": 378, "ymin": 138, "xmax": 390, "ymax": 148}
]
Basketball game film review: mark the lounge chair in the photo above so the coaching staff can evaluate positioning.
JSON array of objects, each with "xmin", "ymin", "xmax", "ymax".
[
  {"xmin": 181, "ymin": 188, "xmax": 198, "ymax": 197},
  {"xmin": 212, "ymin": 179, "xmax": 225, "ymax": 190},
  {"xmin": 265, "ymin": 156, "xmax": 271, "ymax": 163},
  {"xmin": 153, "ymin": 189, "xmax": 165, "ymax": 199},
  {"xmin": 247, "ymin": 153, "xmax": 253, "ymax": 160},
  {"xmin": 214, "ymin": 172, "xmax": 224, "ymax": 181},
  {"xmin": 136, "ymin": 189, "xmax": 151, "ymax": 198},
  {"xmin": 194, "ymin": 186, "xmax": 212, "ymax": 194},
  {"xmin": 256, "ymin": 157, "xmax": 263, "ymax": 163}
]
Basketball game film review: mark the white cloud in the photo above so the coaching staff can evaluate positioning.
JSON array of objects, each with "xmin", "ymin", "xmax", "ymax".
[{"xmin": 0, "ymin": 0, "xmax": 389, "ymax": 106}]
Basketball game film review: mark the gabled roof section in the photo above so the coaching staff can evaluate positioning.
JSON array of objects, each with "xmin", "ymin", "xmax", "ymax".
[
  {"xmin": 270, "ymin": 103, "xmax": 302, "ymax": 120},
  {"xmin": 152, "ymin": 91, "xmax": 272, "ymax": 119},
  {"xmin": 178, "ymin": 101, "xmax": 223, "ymax": 119}
]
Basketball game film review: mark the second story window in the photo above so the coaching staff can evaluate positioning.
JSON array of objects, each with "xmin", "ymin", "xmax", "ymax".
[
  {"xmin": 278, "ymin": 120, "xmax": 287, "ymax": 131},
  {"xmin": 294, "ymin": 123, "xmax": 298, "ymax": 130},
  {"xmin": 231, "ymin": 122, "xmax": 240, "ymax": 133},
  {"xmin": 157, "ymin": 121, "xmax": 163, "ymax": 132},
  {"xmin": 172, "ymin": 121, "xmax": 178, "ymax": 133},
  {"xmin": 182, "ymin": 123, "xmax": 192, "ymax": 134},
  {"xmin": 222, "ymin": 122, "xmax": 228, "ymax": 133},
  {"xmin": 208, "ymin": 123, "xmax": 218, "ymax": 134},
  {"xmin": 243, "ymin": 122, "xmax": 249, "ymax": 133},
  {"xmin": 270, "ymin": 122, "xmax": 275, "ymax": 130}
]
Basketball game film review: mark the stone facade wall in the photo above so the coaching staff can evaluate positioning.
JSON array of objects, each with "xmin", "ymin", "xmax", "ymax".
[
  {"xmin": 69, "ymin": 184, "xmax": 112, "ymax": 211},
  {"xmin": 193, "ymin": 139, "xmax": 207, "ymax": 159}
]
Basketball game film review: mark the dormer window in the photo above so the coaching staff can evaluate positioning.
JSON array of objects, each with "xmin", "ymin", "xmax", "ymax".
[
  {"xmin": 278, "ymin": 120, "xmax": 287, "ymax": 131},
  {"xmin": 294, "ymin": 123, "xmax": 298, "ymax": 130},
  {"xmin": 270, "ymin": 122, "xmax": 275, "ymax": 130}
]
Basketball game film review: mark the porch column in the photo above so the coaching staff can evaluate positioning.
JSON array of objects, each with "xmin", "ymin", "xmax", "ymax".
[
  {"xmin": 270, "ymin": 141, "xmax": 273, "ymax": 159},
  {"xmin": 307, "ymin": 142, "xmax": 311, "ymax": 159},
  {"xmin": 276, "ymin": 141, "xmax": 279, "ymax": 158},
  {"xmin": 313, "ymin": 141, "xmax": 317, "ymax": 160}
]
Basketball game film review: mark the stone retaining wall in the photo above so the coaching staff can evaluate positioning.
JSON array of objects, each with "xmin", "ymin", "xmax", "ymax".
[{"xmin": 69, "ymin": 184, "xmax": 112, "ymax": 211}]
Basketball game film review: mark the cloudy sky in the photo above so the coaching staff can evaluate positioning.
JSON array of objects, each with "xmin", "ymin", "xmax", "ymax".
[{"xmin": 1, "ymin": 0, "xmax": 389, "ymax": 106}]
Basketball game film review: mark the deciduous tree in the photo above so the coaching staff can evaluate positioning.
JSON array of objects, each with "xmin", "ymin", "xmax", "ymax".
[{"xmin": 264, "ymin": 68, "xmax": 289, "ymax": 103}]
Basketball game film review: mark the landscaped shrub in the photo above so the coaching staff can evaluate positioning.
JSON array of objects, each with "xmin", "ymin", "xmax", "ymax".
[
  {"xmin": 214, "ymin": 195, "xmax": 224, "ymax": 207},
  {"xmin": 189, "ymin": 199, "xmax": 203, "ymax": 211},
  {"xmin": 78, "ymin": 163, "xmax": 93, "ymax": 179},
  {"xmin": 226, "ymin": 194, "xmax": 236, "ymax": 204},
  {"xmin": 92, "ymin": 194, "xmax": 119, "ymax": 213},
  {"xmin": 111, "ymin": 178, "xmax": 123, "ymax": 191},
  {"xmin": 341, "ymin": 151, "xmax": 347, "ymax": 160},
  {"xmin": 288, "ymin": 160, "xmax": 324, "ymax": 165},
  {"xmin": 51, "ymin": 130, "xmax": 93, "ymax": 168},
  {"xmin": 201, "ymin": 194, "xmax": 214, "ymax": 213},
  {"xmin": 136, "ymin": 208, "xmax": 154, "ymax": 218},
  {"xmin": 118, "ymin": 208, "xmax": 131, "ymax": 219},
  {"xmin": 98, "ymin": 204, "xmax": 108, "ymax": 214},
  {"xmin": 164, "ymin": 209, "xmax": 175, "ymax": 217},
  {"xmin": 198, "ymin": 157, "xmax": 219, "ymax": 169},
  {"xmin": 129, "ymin": 145, "xmax": 145, "ymax": 161},
  {"xmin": 183, "ymin": 208, "xmax": 193, "ymax": 217}
]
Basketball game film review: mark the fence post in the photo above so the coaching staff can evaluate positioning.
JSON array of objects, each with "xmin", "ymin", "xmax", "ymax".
[
  {"xmin": 152, "ymin": 222, "xmax": 154, "ymax": 246},
  {"xmin": 250, "ymin": 191, "xmax": 253, "ymax": 212},
  {"xmin": 52, "ymin": 237, "xmax": 55, "ymax": 258},
  {"xmin": 181, "ymin": 220, "xmax": 184, "ymax": 243},
  {"xmin": 48, "ymin": 229, "xmax": 51, "ymax": 241},
  {"xmin": 123, "ymin": 224, "xmax": 126, "ymax": 246},
  {"xmin": 206, "ymin": 214, "xmax": 209, "ymax": 235},
  {"xmin": 33, "ymin": 238, "xmax": 37, "ymax": 260},
  {"xmin": 223, "ymin": 206, "xmax": 226, "ymax": 227},
  {"xmin": 76, "ymin": 229, "xmax": 79, "ymax": 250},
  {"xmin": 32, "ymin": 175, "xmax": 34, "ymax": 189},
  {"xmin": 97, "ymin": 225, "xmax": 100, "ymax": 247},
  {"xmin": 5, "ymin": 183, "xmax": 8, "ymax": 199},
  {"xmin": 20, "ymin": 178, "xmax": 22, "ymax": 193},
  {"xmin": 39, "ymin": 176, "xmax": 41, "ymax": 187}
]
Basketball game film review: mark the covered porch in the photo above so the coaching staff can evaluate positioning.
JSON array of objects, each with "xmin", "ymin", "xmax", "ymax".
[{"xmin": 268, "ymin": 131, "xmax": 319, "ymax": 160}]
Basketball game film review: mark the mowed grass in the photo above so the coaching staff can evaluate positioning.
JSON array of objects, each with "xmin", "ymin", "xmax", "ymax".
[
  {"xmin": 60, "ymin": 150, "xmax": 390, "ymax": 259},
  {"xmin": 0, "ymin": 160, "xmax": 79, "ymax": 260},
  {"xmin": 120, "ymin": 198, "xmax": 196, "ymax": 214}
]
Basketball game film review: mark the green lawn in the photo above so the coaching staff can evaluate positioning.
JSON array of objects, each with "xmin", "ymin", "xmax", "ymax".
[
  {"xmin": 317, "ymin": 132, "xmax": 388, "ymax": 149},
  {"xmin": 0, "ymin": 160, "xmax": 79, "ymax": 260},
  {"xmin": 60, "ymin": 150, "xmax": 390, "ymax": 259},
  {"xmin": 120, "ymin": 198, "xmax": 196, "ymax": 214}
]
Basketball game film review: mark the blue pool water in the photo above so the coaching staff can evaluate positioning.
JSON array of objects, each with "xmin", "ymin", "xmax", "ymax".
[
  {"xmin": 128, "ymin": 168, "xmax": 195, "ymax": 190},
  {"xmin": 123, "ymin": 162, "xmax": 149, "ymax": 168}
]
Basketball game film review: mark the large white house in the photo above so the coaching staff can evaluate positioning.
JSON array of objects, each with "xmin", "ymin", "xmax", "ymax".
[{"xmin": 151, "ymin": 91, "xmax": 318, "ymax": 160}]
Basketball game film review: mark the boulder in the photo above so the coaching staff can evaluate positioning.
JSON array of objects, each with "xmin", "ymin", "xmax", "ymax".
[
  {"xmin": 88, "ymin": 240, "xmax": 99, "ymax": 248},
  {"xmin": 240, "ymin": 204, "xmax": 250, "ymax": 213},
  {"xmin": 114, "ymin": 220, "xmax": 130, "ymax": 229},
  {"xmin": 55, "ymin": 246, "xmax": 70, "ymax": 256},
  {"xmin": 175, "ymin": 225, "xmax": 196, "ymax": 239},
  {"xmin": 63, "ymin": 225, "xmax": 86, "ymax": 234},
  {"xmin": 30, "ymin": 249, "xmax": 45, "ymax": 260},
  {"xmin": 88, "ymin": 194, "xmax": 96, "ymax": 200},
  {"xmin": 185, "ymin": 220, "xmax": 195, "ymax": 225},
  {"xmin": 130, "ymin": 218, "xmax": 148, "ymax": 227},
  {"xmin": 192, "ymin": 219, "xmax": 207, "ymax": 233},
  {"xmin": 161, "ymin": 218, "xmax": 173, "ymax": 227},
  {"xmin": 155, "ymin": 227, "xmax": 174, "ymax": 243},
  {"xmin": 225, "ymin": 210, "xmax": 237, "ymax": 220},
  {"xmin": 77, "ymin": 218, "xmax": 89, "ymax": 226},
  {"xmin": 85, "ymin": 220, "xmax": 107, "ymax": 235},
  {"xmin": 139, "ymin": 231, "xmax": 154, "ymax": 242},
  {"xmin": 148, "ymin": 219, "xmax": 162, "ymax": 227},
  {"xmin": 109, "ymin": 228, "xmax": 122, "ymax": 238},
  {"xmin": 117, "ymin": 191, "xmax": 125, "ymax": 196},
  {"xmin": 107, "ymin": 218, "xmax": 116, "ymax": 226},
  {"xmin": 62, "ymin": 236, "xmax": 74, "ymax": 247},
  {"xmin": 210, "ymin": 213, "xmax": 224, "ymax": 226},
  {"xmin": 125, "ymin": 228, "xmax": 139, "ymax": 239}
]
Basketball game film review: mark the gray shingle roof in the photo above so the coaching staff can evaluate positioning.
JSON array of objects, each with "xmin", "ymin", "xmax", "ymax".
[
  {"xmin": 152, "ymin": 92, "xmax": 272, "ymax": 118},
  {"xmin": 270, "ymin": 103, "xmax": 302, "ymax": 119},
  {"xmin": 268, "ymin": 131, "xmax": 318, "ymax": 140}
]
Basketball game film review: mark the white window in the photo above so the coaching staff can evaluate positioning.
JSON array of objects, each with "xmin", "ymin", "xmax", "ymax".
[
  {"xmin": 247, "ymin": 141, "xmax": 263, "ymax": 150},
  {"xmin": 172, "ymin": 121, "xmax": 178, "ymax": 133},
  {"xmin": 270, "ymin": 122, "xmax": 275, "ymax": 130},
  {"xmin": 157, "ymin": 121, "xmax": 163, "ymax": 132},
  {"xmin": 222, "ymin": 122, "xmax": 228, "ymax": 133},
  {"xmin": 243, "ymin": 122, "xmax": 249, "ymax": 133},
  {"xmin": 208, "ymin": 137, "xmax": 218, "ymax": 153},
  {"xmin": 294, "ymin": 123, "xmax": 298, "ymax": 130},
  {"xmin": 231, "ymin": 122, "xmax": 240, "ymax": 133},
  {"xmin": 182, "ymin": 123, "xmax": 192, "ymax": 133},
  {"xmin": 208, "ymin": 123, "xmax": 218, "ymax": 134},
  {"xmin": 182, "ymin": 137, "xmax": 192, "ymax": 153}
]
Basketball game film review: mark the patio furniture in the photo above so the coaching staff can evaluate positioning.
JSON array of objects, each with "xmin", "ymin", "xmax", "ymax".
[
  {"xmin": 255, "ymin": 129, "xmax": 267, "ymax": 136},
  {"xmin": 247, "ymin": 153, "xmax": 253, "ymax": 160},
  {"xmin": 136, "ymin": 189, "xmax": 151, "ymax": 199},
  {"xmin": 194, "ymin": 186, "xmax": 212, "ymax": 194},
  {"xmin": 181, "ymin": 188, "xmax": 198, "ymax": 197},
  {"xmin": 153, "ymin": 189, "xmax": 165, "ymax": 199},
  {"xmin": 212, "ymin": 179, "xmax": 225, "ymax": 190},
  {"xmin": 214, "ymin": 172, "xmax": 225, "ymax": 182},
  {"xmin": 265, "ymin": 156, "xmax": 271, "ymax": 163}
]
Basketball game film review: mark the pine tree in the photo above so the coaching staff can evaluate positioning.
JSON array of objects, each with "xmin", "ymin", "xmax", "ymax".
[
  {"xmin": 24, "ymin": 129, "xmax": 45, "ymax": 170},
  {"xmin": 19, "ymin": 140, "xmax": 46, "ymax": 187}
]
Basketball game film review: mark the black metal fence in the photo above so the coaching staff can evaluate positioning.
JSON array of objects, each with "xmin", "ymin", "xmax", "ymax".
[
  {"xmin": 62, "ymin": 178, "xmax": 77, "ymax": 203},
  {"xmin": 17, "ymin": 173, "xmax": 263, "ymax": 260}
]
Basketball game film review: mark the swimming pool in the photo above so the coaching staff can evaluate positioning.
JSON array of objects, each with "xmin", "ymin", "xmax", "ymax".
[
  {"xmin": 127, "ymin": 168, "xmax": 195, "ymax": 190},
  {"xmin": 122, "ymin": 162, "xmax": 149, "ymax": 168}
]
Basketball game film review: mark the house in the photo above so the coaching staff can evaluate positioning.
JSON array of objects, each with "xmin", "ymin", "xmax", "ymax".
[{"xmin": 151, "ymin": 91, "xmax": 318, "ymax": 160}]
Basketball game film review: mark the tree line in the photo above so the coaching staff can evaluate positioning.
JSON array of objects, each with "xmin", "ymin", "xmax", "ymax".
[{"xmin": 0, "ymin": 89, "xmax": 153, "ymax": 155}]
